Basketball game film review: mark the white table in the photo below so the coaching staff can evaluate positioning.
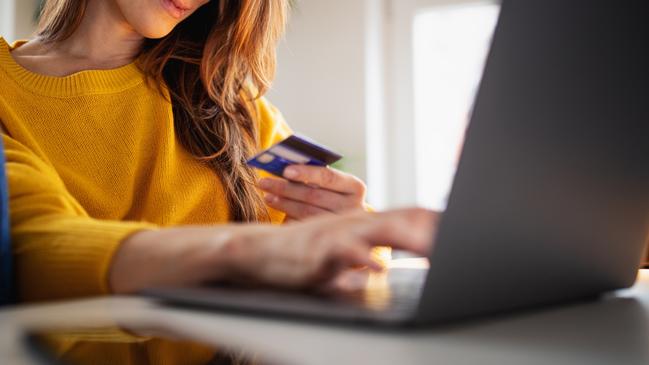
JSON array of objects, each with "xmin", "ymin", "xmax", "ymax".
[{"xmin": 2, "ymin": 269, "xmax": 649, "ymax": 365}]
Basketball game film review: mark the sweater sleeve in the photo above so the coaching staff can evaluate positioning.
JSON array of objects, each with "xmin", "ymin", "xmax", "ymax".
[{"xmin": 3, "ymin": 133, "xmax": 157, "ymax": 302}]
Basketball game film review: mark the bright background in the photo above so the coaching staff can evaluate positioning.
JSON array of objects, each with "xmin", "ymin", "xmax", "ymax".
[{"xmin": 0, "ymin": 0, "xmax": 500, "ymax": 212}]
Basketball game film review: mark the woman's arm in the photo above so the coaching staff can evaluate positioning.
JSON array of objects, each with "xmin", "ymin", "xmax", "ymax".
[
  {"xmin": 110, "ymin": 208, "xmax": 437, "ymax": 294},
  {"xmin": 3, "ymin": 133, "xmax": 156, "ymax": 301},
  {"xmin": 5, "ymin": 107, "xmax": 435, "ymax": 298}
]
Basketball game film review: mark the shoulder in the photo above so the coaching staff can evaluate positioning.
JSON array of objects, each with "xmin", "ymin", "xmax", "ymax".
[
  {"xmin": 4, "ymin": 39, "xmax": 53, "ymax": 75},
  {"xmin": 8, "ymin": 38, "xmax": 45, "ymax": 57}
]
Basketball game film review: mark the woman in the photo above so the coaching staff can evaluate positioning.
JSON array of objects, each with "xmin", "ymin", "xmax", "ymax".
[{"xmin": 0, "ymin": 0, "xmax": 435, "ymax": 302}]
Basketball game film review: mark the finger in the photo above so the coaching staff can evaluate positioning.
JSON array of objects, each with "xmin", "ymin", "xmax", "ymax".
[
  {"xmin": 353, "ymin": 208, "xmax": 438, "ymax": 255},
  {"xmin": 264, "ymin": 193, "xmax": 332, "ymax": 220},
  {"xmin": 331, "ymin": 240, "xmax": 383, "ymax": 272},
  {"xmin": 283, "ymin": 165, "xmax": 365, "ymax": 195},
  {"xmin": 303, "ymin": 235, "xmax": 354, "ymax": 283},
  {"xmin": 259, "ymin": 178, "xmax": 353, "ymax": 211},
  {"xmin": 314, "ymin": 240, "xmax": 375, "ymax": 282},
  {"xmin": 283, "ymin": 216, "xmax": 299, "ymax": 224},
  {"xmin": 278, "ymin": 235, "xmax": 359, "ymax": 287}
]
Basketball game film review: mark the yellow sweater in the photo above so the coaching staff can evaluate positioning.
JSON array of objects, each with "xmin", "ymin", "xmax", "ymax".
[{"xmin": 0, "ymin": 38, "xmax": 290, "ymax": 302}]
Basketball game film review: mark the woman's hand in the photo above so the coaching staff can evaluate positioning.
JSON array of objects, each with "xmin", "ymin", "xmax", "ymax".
[
  {"xmin": 258, "ymin": 165, "xmax": 366, "ymax": 220},
  {"xmin": 227, "ymin": 208, "xmax": 436, "ymax": 288},
  {"xmin": 109, "ymin": 208, "xmax": 437, "ymax": 293}
]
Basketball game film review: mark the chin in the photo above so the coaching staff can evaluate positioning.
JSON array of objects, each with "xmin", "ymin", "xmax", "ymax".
[
  {"xmin": 141, "ymin": 28, "xmax": 175, "ymax": 39},
  {"xmin": 139, "ymin": 27, "xmax": 176, "ymax": 39},
  {"xmin": 131, "ymin": 19, "xmax": 177, "ymax": 39}
]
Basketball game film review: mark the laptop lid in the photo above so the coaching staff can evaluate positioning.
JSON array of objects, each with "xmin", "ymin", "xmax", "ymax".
[{"xmin": 417, "ymin": 0, "xmax": 649, "ymax": 323}]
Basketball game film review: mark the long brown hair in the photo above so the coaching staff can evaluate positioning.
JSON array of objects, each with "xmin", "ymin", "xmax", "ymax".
[{"xmin": 37, "ymin": 0, "xmax": 288, "ymax": 222}]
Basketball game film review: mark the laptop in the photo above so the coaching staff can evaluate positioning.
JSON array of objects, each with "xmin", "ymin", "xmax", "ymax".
[{"xmin": 143, "ymin": 0, "xmax": 649, "ymax": 326}]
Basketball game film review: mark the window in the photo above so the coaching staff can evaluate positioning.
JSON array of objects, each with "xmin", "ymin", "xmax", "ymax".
[
  {"xmin": 377, "ymin": 0, "xmax": 500, "ymax": 211},
  {"xmin": 413, "ymin": 2, "xmax": 500, "ymax": 210}
]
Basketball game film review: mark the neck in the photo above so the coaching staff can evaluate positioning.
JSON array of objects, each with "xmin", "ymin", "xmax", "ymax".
[{"xmin": 55, "ymin": 0, "xmax": 144, "ymax": 66}]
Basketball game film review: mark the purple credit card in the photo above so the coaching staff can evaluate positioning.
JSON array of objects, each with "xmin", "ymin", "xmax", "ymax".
[{"xmin": 247, "ymin": 134, "xmax": 343, "ymax": 177}]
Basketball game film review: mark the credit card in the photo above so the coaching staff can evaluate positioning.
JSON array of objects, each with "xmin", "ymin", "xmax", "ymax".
[{"xmin": 247, "ymin": 134, "xmax": 343, "ymax": 177}]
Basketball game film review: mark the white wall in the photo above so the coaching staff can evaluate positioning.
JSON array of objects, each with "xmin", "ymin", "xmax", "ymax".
[
  {"xmin": 15, "ymin": 0, "xmax": 38, "ymax": 40},
  {"xmin": 269, "ymin": 0, "xmax": 387, "ymax": 206},
  {"xmin": 0, "ymin": 0, "xmax": 16, "ymax": 41},
  {"xmin": 0, "ymin": 0, "xmax": 38, "ymax": 42}
]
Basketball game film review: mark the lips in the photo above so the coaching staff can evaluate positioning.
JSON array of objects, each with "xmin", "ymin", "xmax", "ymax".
[
  {"xmin": 170, "ymin": 0, "xmax": 191, "ymax": 11},
  {"xmin": 161, "ymin": 0, "xmax": 191, "ymax": 19}
]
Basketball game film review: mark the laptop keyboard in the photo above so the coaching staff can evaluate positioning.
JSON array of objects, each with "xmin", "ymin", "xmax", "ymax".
[{"xmin": 325, "ymin": 270, "xmax": 426, "ymax": 312}]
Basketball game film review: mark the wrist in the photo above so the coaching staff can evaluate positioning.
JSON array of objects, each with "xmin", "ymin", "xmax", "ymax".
[
  {"xmin": 194, "ymin": 228, "xmax": 242, "ymax": 283},
  {"xmin": 218, "ymin": 228, "xmax": 262, "ymax": 282},
  {"xmin": 109, "ymin": 227, "xmax": 245, "ymax": 294},
  {"xmin": 109, "ymin": 229, "xmax": 161, "ymax": 294}
]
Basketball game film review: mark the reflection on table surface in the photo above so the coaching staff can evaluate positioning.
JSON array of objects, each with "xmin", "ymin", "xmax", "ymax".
[
  {"xmin": 12, "ymin": 260, "xmax": 431, "ymax": 365},
  {"xmin": 2, "ymin": 268, "xmax": 649, "ymax": 365},
  {"xmin": 25, "ymin": 327, "xmax": 265, "ymax": 365}
]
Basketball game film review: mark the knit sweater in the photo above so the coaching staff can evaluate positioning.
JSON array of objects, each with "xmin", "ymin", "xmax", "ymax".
[{"xmin": 0, "ymin": 37, "xmax": 290, "ymax": 302}]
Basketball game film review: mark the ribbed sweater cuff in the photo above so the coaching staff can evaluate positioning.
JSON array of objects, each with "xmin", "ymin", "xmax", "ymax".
[{"xmin": 15, "ymin": 218, "xmax": 158, "ymax": 301}]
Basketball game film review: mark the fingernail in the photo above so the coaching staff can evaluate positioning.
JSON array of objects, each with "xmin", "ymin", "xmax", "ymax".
[
  {"xmin": 284, "ymin": 167, "xmax": 298, "ymax": 179},
  {"xmin": 368, "ymin": 260, "xmax": 385, "ymax": 272},
  {"xmin": 264, "ymin": 194, "xmax": 278, "ymax": 204}
]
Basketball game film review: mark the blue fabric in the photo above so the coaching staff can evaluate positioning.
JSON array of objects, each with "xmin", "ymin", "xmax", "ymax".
[{"xmin": 0, "ymin": 137, "xmax": 12, "ymax": 305}]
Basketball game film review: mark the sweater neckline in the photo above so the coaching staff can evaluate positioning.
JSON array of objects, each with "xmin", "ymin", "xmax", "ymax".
[{"xmin": 0, "ymin": 37, "xmax": 145, "ymax": 97}]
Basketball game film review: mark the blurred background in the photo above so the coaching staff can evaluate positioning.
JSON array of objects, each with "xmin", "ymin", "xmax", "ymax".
[{"xmin": 0, "ymin": 0, "xmax": 500, "ymax": 211}]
